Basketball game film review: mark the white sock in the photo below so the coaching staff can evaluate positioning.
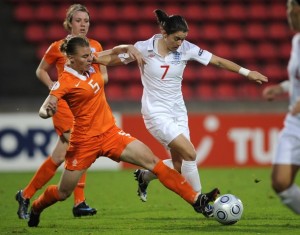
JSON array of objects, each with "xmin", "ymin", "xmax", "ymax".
[
  {"xmin": 278, "ymin": 184, "xmax": 300, "ymax": 214},
  {"xmin": 143, "ymin": 159, "xmax": 174, "ymax": 182},
  {"xmin": 181, "ymin": 160, "xmax": 201, "ymax": 193}
]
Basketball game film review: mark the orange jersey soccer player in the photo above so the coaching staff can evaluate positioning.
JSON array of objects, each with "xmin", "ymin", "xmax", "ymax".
[
  {"xmin": 15, "ymin": 4, "xmax": 106, "ymax": 219},
  {"xmin": 26, "ymin": 36, "xmax": 219, "ymax": 227}
]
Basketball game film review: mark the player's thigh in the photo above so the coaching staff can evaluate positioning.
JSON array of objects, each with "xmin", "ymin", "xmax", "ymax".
[
  {"xmin": 51, "ymin": 135, "xmax": 69, "ymax": 164},
  {"xmin": 120, "ymin": 139, "xmax": 159, "ymax": 171}
]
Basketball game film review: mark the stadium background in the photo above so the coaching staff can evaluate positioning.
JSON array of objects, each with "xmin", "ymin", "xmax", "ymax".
[{"xmin": 0, "ymin": 0, "xmax": 291, "ymax": 171}]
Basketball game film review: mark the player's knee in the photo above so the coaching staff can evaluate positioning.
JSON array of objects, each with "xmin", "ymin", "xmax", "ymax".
[
  {"xmin": 272, "ymin": 177, "xmax": 291, "ymax": 193},
  {"xmin": 58, "ymin": 189, "xmax": 72, "ymax": 201},
  {"xmin": 182, "ymin": 150, "xmax": 196, "ymax": 161}
]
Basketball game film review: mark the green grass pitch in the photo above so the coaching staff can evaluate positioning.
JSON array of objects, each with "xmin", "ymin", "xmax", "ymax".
[{"xmin": 0, "ymin": 168, "xmax": 299, "ymax": 235}]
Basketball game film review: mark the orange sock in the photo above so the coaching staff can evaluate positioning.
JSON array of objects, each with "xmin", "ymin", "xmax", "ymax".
[
  {"xmin": 23, "ymin": 156, "xmax": 59, "ymax": 199},
  {"xmin": 73, "ymin": 172, "xmax": 86, "ymax": 205},
  {"xmin": 152, "ymin": 160, "xmax": 197, "ymax": 204},
  {"xmin": 32, "ymin": 185, "xmax": 60, "ymax": 214}
]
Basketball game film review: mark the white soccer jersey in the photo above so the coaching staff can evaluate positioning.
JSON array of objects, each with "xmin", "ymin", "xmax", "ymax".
[
  {"xmin": 284, "ymin": 33, "xmax": 300, "ymax": 129},
  {"xmin": 273, "ymin": 33, "xmax": 300, "ymax": 165},
  {"xmin": 134, "ymin": 34, "xmax": 212, "ymax": 119}
]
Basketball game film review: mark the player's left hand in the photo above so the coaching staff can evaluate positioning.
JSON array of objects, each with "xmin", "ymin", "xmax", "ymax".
[{"xmin": 247, "ymin": 71, "xmax": 268, "ymax": 84}]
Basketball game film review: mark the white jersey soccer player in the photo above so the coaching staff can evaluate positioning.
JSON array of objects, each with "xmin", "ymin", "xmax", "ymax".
[
  {"xmin": 135, "ymin": 34, "xmax": 212, "ymax": 147},
  {"xmin": 273, "ymin": 33, "xmax": 300, "ymax": 166}
]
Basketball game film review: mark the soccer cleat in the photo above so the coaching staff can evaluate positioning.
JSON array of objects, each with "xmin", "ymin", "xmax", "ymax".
[
  {"xmin": 27, "ymin": 209, "xmax": 40, "ymax": 227},
  {"xmin": 134, "ymin": 169, "xmax": 148, "ymax": 202},
  {"xmin": 193, "ymin": 188, "xmax": 220, "ymax": 214},
  {"xmin": 72, "ymin": 201, "xmax": 97, "ymax": 217},
  {"xmin": 202, "ymin": 204, "xmax": 214, "ymax": 218},
  {"xmin": 15, "ymin": 190, "xmax": 30, "ymax": 219}
]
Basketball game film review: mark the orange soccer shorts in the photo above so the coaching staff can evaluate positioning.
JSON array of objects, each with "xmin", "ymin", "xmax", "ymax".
[
  {"xmin": 52, "ymin": 99, "xmax": 73, "ymax": 136},
  {"xmin": 64, "ymin": 125, "xmax": 136, "ymax": 170}
]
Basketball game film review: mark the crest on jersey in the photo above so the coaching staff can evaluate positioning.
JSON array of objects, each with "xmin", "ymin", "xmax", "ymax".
[
  {"xmin": 51, "ymin": 81, "xmax": 60, "ymax": 90},
  {"xmin": 89, "ymin": 66, "xmax": 96, "ymax": 74},
  {"xmin": 173, "ymin": 51, "xmax": 181, "ymax": 61}
]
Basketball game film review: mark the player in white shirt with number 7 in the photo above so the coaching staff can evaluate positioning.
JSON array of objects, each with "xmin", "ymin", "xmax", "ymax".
[{"xmin": 133, "ymin": 9, "xmax": 268, "ymax": 218}]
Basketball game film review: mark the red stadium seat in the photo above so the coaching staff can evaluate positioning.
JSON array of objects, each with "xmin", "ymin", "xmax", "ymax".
[
  {"xmin": 214, "ymin": 43, "xmax": 233, "ymax": 59},
  {"xmin": 257, "ymin": 43, "xmax": 278, "ymax": 61},
  {"xmin": 47, "ymin": 24, "xmax": 66, "ymax": 41},
  {"xmin": 185, "ymin": 4, "xmax": 206, "ymax": 21},
  {"xmin": 113, "ymin": 24, "xmax": 135, "ymax": 43},
  {"xmin": 234, "ymin": 43, "xmax": 255, "ymax": 62},
  {"xmin": 35, "ymin": 4, "xmax": 56, "ymax": 22},
  {"xmin": 126, "ymin": 84, "xmax": 143, "ymax": 101},
  {"xmin": 105, "ymin": 84, "xmax": 124, "ymax": 101},
  {"xmin": 187, "ymin": 23, "xmax": 201, "ymax": 42},
  {"xmin": 198, "ymin": 66, "xmax": 219, "ymax": 82},
  {"xmin": 223, "ymin": 24, "xmax": 244, "ymax": 42},
  {"xmin": 25, "ymin": 24, "xmax": 46, "ymax": 43},
  {"xmin": 182, "ymin": 84, "xmax": 194, "ymax": 100},
  {"xmin": 14, "ymin": 4, "xmax": 35, "ymax": 22},
  {"xmin": 248, "ymin": 3, "xmax": 268, "ymax": 21},
  {"xmin": 36, "ymin": 43, "xmax": 50, "ymax": 60},
  {"xmin": 205, "ymin": 4, "xmax": 225, "ymax": 21},
  {"xmin": 262, "ymin": 63, "xmax": 287, "ymax": 82},
  {"xmin": 164, "ymin": 4, "xmax": 182, "ymax": 15},
  {"xmin": 279, "ymin": 42, "xmax": 291, "ymax": 61},
  {"xmin": 268, "ymin": 23, "xmax": 289, "ymax": 41},
  {"xmin": 202, "ymin": 24, "xmax": 222, "ymax": 42},
  {"xmin": 119, "ymin": 4, "xmax": 140, "ymax": 22},
  {"xmin": 269, "ymin": 3, "xmax": 287, "ymax": 20},
  {"xmin": 97, "ymin": 4, "xmax": 119, "ymax": 22},
  {"xmin": 88, "ymin": 24, "xmax": 111, "ymax": 44},
  {"xmin": 226, "ymin": 4, "xmax": 247, "ymax": 21},
  {"xmin": 245, "ymin": 23, "xmax": 266, "ymax": 41},
  {"xmin": 215, "ymin": 83, "xmax": 236, "ymax": 100},
  {"xmin": 136, "ymin": 23, "xmax": 156, "ymax": 41},
  {"xmin": 184, "ymin": 66, "xmax": 197, "ymax": 82},
  {"xmin": 195, "ymin": 84, "xmax": 215, "ymax": 100},
  {"xmin": 140, "ymin": 4, "xmax": 160, "ymax": 21}
]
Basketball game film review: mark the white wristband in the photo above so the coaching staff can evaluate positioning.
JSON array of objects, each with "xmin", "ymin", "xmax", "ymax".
[
  {"xmin": 238, "ymin": 67, "xmax": 250, "ymax": 77},
  {"xmin": 279, "ymin": 80, "xmax": 290, "ymax": 93}
]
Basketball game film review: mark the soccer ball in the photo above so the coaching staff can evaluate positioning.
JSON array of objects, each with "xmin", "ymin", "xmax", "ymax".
[{"xmin": 213, "ymin": 194, "xmax": 243, "ymax": 225}]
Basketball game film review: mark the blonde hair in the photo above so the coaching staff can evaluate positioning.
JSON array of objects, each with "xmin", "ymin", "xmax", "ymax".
[{"xmin": 63, "ymin": 4, "xmax": 90, "ymax": 32}]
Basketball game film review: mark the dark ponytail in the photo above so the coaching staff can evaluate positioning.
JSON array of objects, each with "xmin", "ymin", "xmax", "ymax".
[{"xmin": 154, "ymin": 9, "xmax": 188, "ymax": 35}]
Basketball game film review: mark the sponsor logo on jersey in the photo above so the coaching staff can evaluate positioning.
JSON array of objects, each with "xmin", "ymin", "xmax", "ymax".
[{"xmin": 89, "ymin": 66, "xmax": 96, "ymax": 74}]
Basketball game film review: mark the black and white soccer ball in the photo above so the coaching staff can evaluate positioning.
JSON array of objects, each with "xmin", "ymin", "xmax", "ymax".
[{"xmin": 213, "ymin": 194, "xmax": 243, "ymax": 225}]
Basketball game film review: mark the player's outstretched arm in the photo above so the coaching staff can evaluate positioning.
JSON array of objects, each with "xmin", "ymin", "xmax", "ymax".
[
  {"xmin": 209, "ymin": 55, "xmax": 268, "ymax": 84},
  {"xmin": 93, "ymin": 45, "xmax": 144, "ymax": 69},
  {"xmin": 39, "ymin": 95, "xmax": 58, "ymax": 119}
]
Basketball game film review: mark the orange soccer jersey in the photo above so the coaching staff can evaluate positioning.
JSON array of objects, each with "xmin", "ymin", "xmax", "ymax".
[
  {"xmin": 50, "ymin": 65, "xmax": 135, "ymax": 170},
  {"xmin": 43, "ymin": 38, "xmax": 103, "ymax": 135}
]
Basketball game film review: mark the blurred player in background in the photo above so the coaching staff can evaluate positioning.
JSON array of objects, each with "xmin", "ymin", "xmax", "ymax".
[
  {"xmin": 27, "ymin": 36, "xmax": 219, "ymax": 227},
  {"xmin": 133, "ymin": 9, "xmax": 268, "ymax": 217},
  {"xmin": 262, "ymin": 0, "xmax": 300, "ymax": 214},
  {"xmin": 15, "ymin": 4, "xmax": 107, "ymax": 219}
]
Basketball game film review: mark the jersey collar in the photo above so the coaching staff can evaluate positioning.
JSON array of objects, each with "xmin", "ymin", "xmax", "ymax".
[{"xmin": 64, "ymin": 66, "xmax": 88, "ymax": 81}]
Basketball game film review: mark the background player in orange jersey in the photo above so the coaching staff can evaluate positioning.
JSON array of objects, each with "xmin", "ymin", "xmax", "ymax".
[
  {"xmin": 27, "ymin": 36, "xmax": 219, "ymax": 227},
  {"xmin": 15, "ymin": 4, "xmax": 106, "ymax": 219}
]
